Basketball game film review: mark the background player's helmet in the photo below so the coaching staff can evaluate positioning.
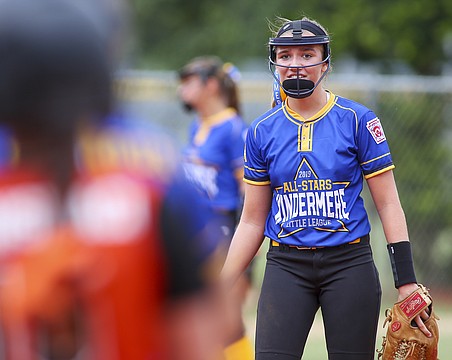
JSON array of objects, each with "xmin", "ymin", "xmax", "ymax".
[
  {"xmin": 268, "ymin": 19, "xmax": 331, "ymax": 100},
  {"xmin": 0, "ymin": 0, "xmax": 114, "ymax": 138}
]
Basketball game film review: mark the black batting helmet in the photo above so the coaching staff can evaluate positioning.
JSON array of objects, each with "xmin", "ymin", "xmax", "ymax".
[{"xmin": 268, "ymin": 19, "xmax": 331, "ymax": 100}]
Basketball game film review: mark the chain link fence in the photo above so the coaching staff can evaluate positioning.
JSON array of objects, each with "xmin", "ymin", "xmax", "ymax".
[{"xmin": 116, "ymin": 70, "xmax": 452, "ymax": 299}]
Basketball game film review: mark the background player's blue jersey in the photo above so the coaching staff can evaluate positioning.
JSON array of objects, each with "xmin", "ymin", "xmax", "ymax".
[
  {"xmin": 182, "ymin": 108, "xmax": 247, "ymax": 212},
  {"xmin": 0, "ymin": 126, "xmax": 13, "ymax": 169},
  {"xmin": 244, "ymin": 92, "xmax": 394, "ymax": 247}
]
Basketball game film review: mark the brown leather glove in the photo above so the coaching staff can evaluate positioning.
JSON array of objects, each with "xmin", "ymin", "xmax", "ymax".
[{"xmin": 377, "ymin": 284, "xmax": 440, "ymax": 360}]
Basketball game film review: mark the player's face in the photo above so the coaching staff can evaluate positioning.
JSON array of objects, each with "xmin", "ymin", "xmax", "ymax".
[
  {"xmin": 275, "ymin": 44, "xmax": 327, "ymax": 85},
  {"xmin": 178, "ymin": 75, "xmax": 205, "ymax": 110}
]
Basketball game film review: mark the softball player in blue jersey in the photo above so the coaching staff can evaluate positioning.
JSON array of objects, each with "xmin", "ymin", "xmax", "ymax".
[
  {"xmin": 178, "ymin": 56, "xmax": 253, "ymax": 360},
  {"xmin": 221, "ymin": 16, "xmax": 431, "ymax": 360}
]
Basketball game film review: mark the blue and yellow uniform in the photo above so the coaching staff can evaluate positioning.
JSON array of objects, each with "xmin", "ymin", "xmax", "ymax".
[
  {"xmin": 249, "ymin": 92, "xmax": 388, "ymax": 359},
  {"xmin": 178, "ymin": 56, "xmax": 254, "ymax": 360},
  {"xmin": 244, "ymin": 92, "xmax": 394, "ymax": 247},
  {"xmin": 221, "ymin": 16, "xmax": 417, "ymax": 360},
  {"xmin": 183, "ymin": 107, "xmax": 247, "ymax": 217}
]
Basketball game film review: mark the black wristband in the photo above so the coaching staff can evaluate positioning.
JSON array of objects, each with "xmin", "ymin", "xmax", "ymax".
[{"xmin": 387, "ymin": 241, "xmax": 417, "ymax": 288}]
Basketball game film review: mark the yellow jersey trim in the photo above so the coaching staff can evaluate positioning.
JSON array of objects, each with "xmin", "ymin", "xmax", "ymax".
[
  {"xmin": 194, "ymin": 107, "xmax": 237, "ymax": 145},
  {"xmin": 282, "ymin": 91, "xmax": 337, "ymax": 152},
  {"xmin": 243, "ymin": 178, "xmax": 271, "ymax": 186},
  {"xmin": 364, "ymin": 165, "xmax": 395, "ymax": 179},
  {"xmin": 360, "ymin": 152, "xmax": 392, "ymax": 166},
  {"xmin": 283, "ymin": 90, "xmax": 336, "ymax": 124}
]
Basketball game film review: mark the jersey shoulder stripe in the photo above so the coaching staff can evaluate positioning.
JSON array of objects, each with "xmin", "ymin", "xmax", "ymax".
[
  {"xmin": 360, "ymin": 152, "xmax": 392, "ymax": 166},
  {"xmin": 333, "ymin": 96, "xmax": 379, "ymax": 137},
  {"xmin": 334, "ymin": 102, "xmax": 359, "ymax": 134},
  {"xmin": 334, "ymin": 95, "xmax": 373, "ymax": 115},
  {"xmin": 250, "ymin": 105, "xmax": 284, "ymax": 139}
]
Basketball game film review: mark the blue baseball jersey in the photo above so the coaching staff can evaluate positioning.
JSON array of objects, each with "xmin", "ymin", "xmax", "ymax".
[
  {"xmin": 0, "ymin": 126, "xmax": 13, "ymax": 168},
  {"xmin": 182, "ymin": 108, "xmax": 247, "ymax": 212},
  {"xmin": 244, "ymin": 92, "xmax": 394, "ymax": 247},
  {"xmin": 75, "ymin": 111, "xmax": 221, "ymax": 262}
]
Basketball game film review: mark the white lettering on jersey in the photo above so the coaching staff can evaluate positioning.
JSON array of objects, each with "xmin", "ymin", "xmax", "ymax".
[
  {"xmin": 275, "ymin": 188, "xmax": 349, "ymax": 226},
  {"xmin": 182, "ymin": 163, "xmax": 218, "ymax": 199},
  {"xmin": 366, "ymin": 118, "xmax": 386, "ymax": 144}
]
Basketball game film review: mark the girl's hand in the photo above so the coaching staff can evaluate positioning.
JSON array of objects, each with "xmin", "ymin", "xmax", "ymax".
[{"xmin": 397, "ymin": 283, "xmax": 432, "ymax": 338}]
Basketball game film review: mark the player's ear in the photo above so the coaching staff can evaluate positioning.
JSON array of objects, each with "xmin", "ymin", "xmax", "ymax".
[{"xmin": 205, "ymin": 76, "xmax": 220, "ymax": 93}]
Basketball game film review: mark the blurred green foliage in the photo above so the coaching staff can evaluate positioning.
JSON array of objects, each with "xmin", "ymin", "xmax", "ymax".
[
  {"xmin": 376, "ymin": 92, "xmax": 452, "ymax": 285},
  {"xmin": 334, "ymin": 86, "xmax": 452, "ymax": 286},
  {"xmin": 131, "ymin": 0, "xmax": 452, "ymax": 74}
]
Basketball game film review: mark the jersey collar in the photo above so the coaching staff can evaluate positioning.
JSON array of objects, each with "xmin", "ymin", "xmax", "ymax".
[
  {"xmin": 283, "ymin": 90, "xmax": 336, "ymax": 124},
  {"xmin": 200, "ymin": 107, "xmax": 237, "ymax": 126}
]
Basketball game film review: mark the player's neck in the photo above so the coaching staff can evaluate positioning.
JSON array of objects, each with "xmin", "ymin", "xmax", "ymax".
[
  {"xmin": 17, "ymin": 133, "xmax": 76, "ymax": 198},
  {"xmin": 287, "ymin": 88, "xmax": 329, "ymax": 120},
  {"xmin": 198, "ymin": 97, "xmax": 229, "ymax": 121}
]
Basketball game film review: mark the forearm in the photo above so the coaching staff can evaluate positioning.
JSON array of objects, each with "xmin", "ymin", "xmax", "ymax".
[
  {"xmin": 220, "ymin": 219, "xmax": 265, "ymax": 287},
  {"xmin": 376, "ymin": 201, "xmax": 410, "ymax": 244},
  {"xmin": 368, "ymin": 171, "xmax": 417, "ymax": 288},
  {"xmin": 368, "ymin": 171, "xmax": 410, "ymax": 244}
]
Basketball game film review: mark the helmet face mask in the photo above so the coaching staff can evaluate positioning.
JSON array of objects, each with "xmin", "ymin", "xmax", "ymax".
[{"xmin": 268, "ymin": 20, "xmax": 331, "ymax": 101}]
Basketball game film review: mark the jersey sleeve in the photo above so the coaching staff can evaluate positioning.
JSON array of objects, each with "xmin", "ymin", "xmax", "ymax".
[
  {"xmin": 228, "ymin": 121, "xmax": 247, "ymax": 170},
  {"xmin": 243, "ymin": 124, "xmax": 270, "ymax": 185},
  {"xmin": 357, "ymin": 111, "xmax": 395, "ymax": 179}
]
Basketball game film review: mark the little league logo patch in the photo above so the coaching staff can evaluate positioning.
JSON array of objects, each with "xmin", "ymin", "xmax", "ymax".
[{"xmin": 366, "ymin": 118, "xmax": 386, "ymax": 144}]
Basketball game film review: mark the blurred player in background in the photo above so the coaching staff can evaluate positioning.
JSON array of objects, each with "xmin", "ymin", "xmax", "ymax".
[
  {"xmin": 220, "ymin": 15, "xmax": 431, "ymax": 359},
  {"xmin": 178, "ymin": 56, "xmax": 253, "ymax": 360},
  {"xmin": 0, "ymin": 0, "xmax": 225, "ymax": 359},
  {"xmin": 0, "ymin": 126, "xmax": 14, "ymax": 170}
]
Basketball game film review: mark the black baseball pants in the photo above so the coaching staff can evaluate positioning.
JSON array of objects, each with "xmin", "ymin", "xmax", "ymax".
[{"xmin": 255, "ymin": 235, "xmax": 381, "ymax": 360}]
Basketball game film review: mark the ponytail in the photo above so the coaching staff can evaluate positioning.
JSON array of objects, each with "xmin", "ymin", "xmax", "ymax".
[{"xmin": 220, "ymin": 62, "xmax": 241, "ymax": 116}]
